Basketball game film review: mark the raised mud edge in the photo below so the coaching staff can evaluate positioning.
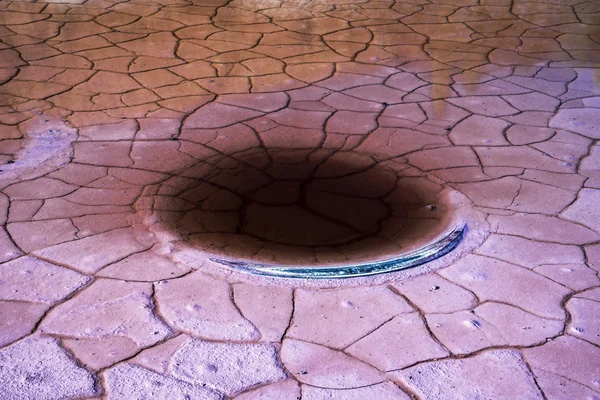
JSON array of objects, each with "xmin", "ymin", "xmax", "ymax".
[{"xmin": 210, "ymin": 224, "xmax": 465, "ymax": 279}]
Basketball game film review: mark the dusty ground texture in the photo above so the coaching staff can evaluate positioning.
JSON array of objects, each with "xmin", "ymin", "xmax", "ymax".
[{"xmin": 0, "ymin": 0, "xmax": 599, "ymax": 398}]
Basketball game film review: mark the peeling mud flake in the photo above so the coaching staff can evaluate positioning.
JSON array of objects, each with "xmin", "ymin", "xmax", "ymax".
[
  {"xmin": 234, "ymin": 380, "xmax": 301, "ymax": 400},
  {"xmin": 154, "ymin": 272, "xmax": 260, "ymax": 341},
  {"xmin": 426, "ymin": 302, "xmax": 564, "ymax": 355},
  {"xmin": 561, "ymin": 189, "xmax": 600, "ymax": 233},
  {"xmin": 550, "ymin": 108, "xmax": 600, "ymax": 139},
  {"xmin": 565, "ymin": 297, "xmax": 600, "ymax": 346},
  {"xmin": 391, "ymin": 350, "xmax": 544, "ymax": 400},
  {"xmin": 281, "ymin": 339, "xmax": 385, "ymax": 389},
  {"xmin": 301, "ymin": 381, "xmax": 411, "ymax": 400},
  {"xmin": 32, "ymin": 228, "xmax": 151, "ymax": 274},
  {"xmin": 522, "ymin": 335, "xmax": 600, "ymax": 391},
  {"xmin": 0, "ymin": 255, "xmax": 89, "ymax": 304},
  {"xmin": 104, "ymin": 363, "xmax": 223, "ymax": 400},
  {"xmin": 288, "ymin": 286, "xmax": 413, "ymax": 349},
  {"xmin": 346, "ymin": 313, "xmax": 450, "ymax": 371},
  {"xmin": 0, "ymin": 301, "xmax": 48, "ymax": 347},
  {"xmin": 170, "ymin": 339, "xmax": 287, "ymax": 396},
  {"xmin": 0, "ymin": 335, "xmax": 96, "ymax": 400},
  {"xmin": 39, "ymin": 279, "xmax": 171, "ymax": 348}
]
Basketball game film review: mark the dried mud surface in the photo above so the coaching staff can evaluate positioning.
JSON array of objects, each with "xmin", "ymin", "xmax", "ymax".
[{"xmin": 0, "ymin": 0, "xmax": 599, "ymax": 398}]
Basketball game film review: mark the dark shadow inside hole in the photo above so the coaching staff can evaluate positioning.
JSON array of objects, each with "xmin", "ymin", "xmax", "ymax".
[{"xmin": 151, "ymin": 148, "xmax": 455, "ymax": 265}]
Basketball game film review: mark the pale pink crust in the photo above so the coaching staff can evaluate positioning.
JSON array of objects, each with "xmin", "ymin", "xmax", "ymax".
[{"xmin": 0, "ymin": 0, "xmax": 599, "ymax": 398}]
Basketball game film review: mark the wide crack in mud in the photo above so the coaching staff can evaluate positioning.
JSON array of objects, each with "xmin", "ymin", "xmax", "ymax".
[{"xmin": 135, "ymin": 148, "xmax": 470, "ymax": 278}]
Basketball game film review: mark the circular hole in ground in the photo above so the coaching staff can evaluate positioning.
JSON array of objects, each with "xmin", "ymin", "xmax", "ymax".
[{"xmin": 137, "ymin": 148, "xmax": 466, "ymax": 277}]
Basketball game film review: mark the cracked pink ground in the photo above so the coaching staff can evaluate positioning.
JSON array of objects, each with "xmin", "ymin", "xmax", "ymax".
[{"xmin": 0, "ymin": 0, "xmax": 599, "ymax": 399}]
